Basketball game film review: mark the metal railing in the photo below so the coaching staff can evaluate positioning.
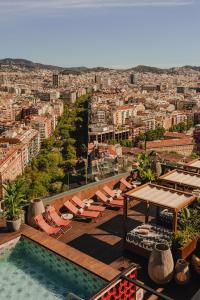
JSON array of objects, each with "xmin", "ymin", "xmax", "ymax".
[{"xmin": 121, "ymin": 275, "xmax": 173, "ymax": 300}]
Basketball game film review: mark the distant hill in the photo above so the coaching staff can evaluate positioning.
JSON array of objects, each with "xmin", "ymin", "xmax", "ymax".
[
  {"xmin": 130, "ymin": 65, "xmax": 173, "ymax": 74},
  {"xmin": 0, "ymin": 58, "xmax": 200, "ymax": 75},
  {"xmin": 183, "ymin": 65, "xmax": 200, "ymax": 72},
  {"xmin": 0, "ymin": 58, "xmax": 63, "ymax": 71},
  {"xmin": 129, "ymin": 65, "xmax": 200, "ymax": 74},
  {"xmin": 0, "ymin": 58, "xmax": 112, "ymax": 74}
]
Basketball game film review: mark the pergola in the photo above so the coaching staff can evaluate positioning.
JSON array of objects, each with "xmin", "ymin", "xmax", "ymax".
[
  {"xmin": 184, "ymin": 159, "xmax": 200, "ymax": 174},
  {"xmin": 124, "ymin": 183, "xmax": 196, "ymax": 234},
  {"xmin": 159, "ymin": 169, "xmax": 200, "ymax": 191}
]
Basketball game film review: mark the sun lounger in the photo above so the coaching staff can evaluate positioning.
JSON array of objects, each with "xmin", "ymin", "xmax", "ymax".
[
  {"xmin": 71, "ymin": 196, "xmax": 105, "ymax": 213},
  {"xmin": 103, "ymin": 185, "xmax": 124, "ymax": 200},
  {"xmin": 34, "ymin": 215, "xmax": 62, "ymax": 238},
  {"xmin": 120, "ymin": 178, "xmax": 134, "ymax": 190},
  {"xmin": 64, "ymin": 201, "xmax": 100, "ymax": 221},
  {"xmin": 95, "ymin": 190, "xmax": 123, "ymax": 207},
  {"xmin": 46, "ymin": 206, "xmax": 72, "ymax": 231}
]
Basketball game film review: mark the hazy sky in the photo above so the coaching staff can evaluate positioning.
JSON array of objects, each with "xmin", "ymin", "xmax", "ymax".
[{"xmin": 0, "ymin": 0, "xmax": 199, "ymax": 68}]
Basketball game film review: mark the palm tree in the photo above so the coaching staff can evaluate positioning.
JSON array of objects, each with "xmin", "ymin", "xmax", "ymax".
[{"xmin": 141, "ymin": 169, "xmax": 156, "ymax": 183}]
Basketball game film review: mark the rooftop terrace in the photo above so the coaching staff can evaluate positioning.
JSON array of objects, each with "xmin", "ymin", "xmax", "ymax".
[{"xmin": 1, "ymin": 174, "xmax": 200, "ymax": 299}]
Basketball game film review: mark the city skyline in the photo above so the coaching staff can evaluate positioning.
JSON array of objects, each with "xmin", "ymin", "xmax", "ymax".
[{"xmin": 0, "ymin": 0, "xmax": 199, "ymax": 67}]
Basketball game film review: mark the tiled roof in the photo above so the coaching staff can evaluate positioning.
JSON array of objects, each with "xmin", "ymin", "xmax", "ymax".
[
  {"xmin": 164, "ymin": 132, "xmax": 188, "ymax": 139},
  {"xmin": 146, "ymin": 138, "xmax": 193, "ymax": 149}
]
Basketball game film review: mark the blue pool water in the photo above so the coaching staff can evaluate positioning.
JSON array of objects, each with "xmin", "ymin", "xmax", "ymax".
[{"xmin": 0, "ymin": 238, "xmax": 106, "ymax": 300}]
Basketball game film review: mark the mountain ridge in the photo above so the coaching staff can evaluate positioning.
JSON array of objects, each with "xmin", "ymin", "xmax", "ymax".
[{"xmin": 0, "ymin": 58, "xmax": 200, "ymax": 74}]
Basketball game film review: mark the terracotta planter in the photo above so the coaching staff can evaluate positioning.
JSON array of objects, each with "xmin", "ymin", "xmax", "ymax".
[
  {"xmin": 178, "ymin": 238, "xmax": 197, "ymax": 260},
  {"xmin": 174, "ymin": 259, "xmax": 190, "ymax": 285},
  {"xmin": 148, "ymin": 243, "xmax": 174, "ymax": 284},
  {"xmin": 27, "ymin": 198, "xmax": 45, "ymax": 228},
  {"xmin": 6, "ymin": 218, "xmax": 21, "ymax": 232}
]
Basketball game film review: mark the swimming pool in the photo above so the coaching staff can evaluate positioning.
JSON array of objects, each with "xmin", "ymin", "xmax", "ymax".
[{"xmin": 0, "ymin": 237, "xmax": 106, "ymax": 300}]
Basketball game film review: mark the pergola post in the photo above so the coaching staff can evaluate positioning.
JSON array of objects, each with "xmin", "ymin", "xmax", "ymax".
[
  {"xmin": 123, "ymin": 195, "xmax": 128, "ymax": 247},
  {"xmin": 173, "ymin": 210, "xmax": 178, "ymax": 233},
  {"xmin": 145, "ymin": 202, "xmax": 150, "ymax": 223}
]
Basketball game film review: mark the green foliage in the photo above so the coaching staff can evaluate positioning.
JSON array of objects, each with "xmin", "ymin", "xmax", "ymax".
[
  {"xmin": 174, "ymin": 206, "xmax": 200, "ymax": 248},
  {"xmin": 181, "ymin": 207, "xmax": 191, "ymax": 222},
  {"xmin": 3, "ymin": 179, "xmax": 27, "ymax": 220},
  {"xmin": 50, "ymin": 182, "xmax": 63, "ymax": 193},
  {"xmin": 140, "ymin": 169, "xmax": 155, "ymax": 182},
  {"xmin": 107, "ymin": 139, "xmax": 118, "ymax": 145},
  {"xmin": 137, "ymin": 127, "xmax": 165, "ymax": 142},
  {"xmin": 169, "ymin": 120, "xmax": 193, "ymax": 133},
  {"xmin": 197, "ymin": 197, "xmax": 200, "ymax": 206},
  {"xmin": 120, "ymin": 139, "xmax": 133, "ymax": 147},
  {"xmin": 17, "ymin": 93, "xmax": 91, "ymax": 199},
  {"xmin": 173, "ymin": 226, "xmax": 197, "ymax": 248},
  {"xmin": 135, "ymin": 152, "xmax": 157, "ymax": 183},
  {"xmin": 191, "ymin": 152, "xmax": 198, "ymax": 159}
]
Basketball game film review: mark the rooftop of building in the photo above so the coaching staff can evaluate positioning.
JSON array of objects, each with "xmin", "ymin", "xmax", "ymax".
[
  {"xmin": 146, "ymin": 138, "xmax": 194, "ymax": 149},
  {"xmin": 1, "ymin": 174, "xmax": 200, "ymax": 299}
]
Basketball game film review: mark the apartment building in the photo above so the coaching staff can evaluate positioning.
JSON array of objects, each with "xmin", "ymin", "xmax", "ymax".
[
  {"xmin": 51, "ymin": 100, "xmax": 64, "ymax": 118},
  {"xmin": 28, "ymin": 115, "xmax": 53, "ymax": 142},
  {"xmin": 0, "ymin": 126, "xmax": 40, "ymax": 165},
  {"xmin": 0, "ymin": 145, "xmax": 24, "ymax": 199},
  {"xmin": 112, "ymin": 104, "xmax": 145, "ymax": 126},
  {"xmin": 0, "ymin": 105, "xmax": 15, "ymax": 121},
  {"xmin": 134, "ymin": 114, "xmax": 156, "ymax": 131},
  {"xmin": 171, "ymin": 112, "xmax": 187, "ymax": 126}
]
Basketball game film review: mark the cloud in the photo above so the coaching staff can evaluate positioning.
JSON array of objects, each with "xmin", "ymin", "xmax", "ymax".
[{"xmin": 0, "ymin": 0, "xmax": 194, "ymax": 15}]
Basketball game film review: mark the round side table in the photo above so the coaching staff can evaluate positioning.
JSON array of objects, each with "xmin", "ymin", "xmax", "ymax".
[{"xmin": 62, "ymin": 213, "xmax": 73, "ymax": 220}]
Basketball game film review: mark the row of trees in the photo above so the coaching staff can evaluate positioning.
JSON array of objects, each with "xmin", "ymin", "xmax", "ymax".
[
  {"xmin": 137, "ymin": 127, "xmax": 165, "ymax": 142},
  {"xmin": 16, "ymin": 94, "xmax": 90, "ymax": 200},
  {"xmin": 107, "ymin": 127, "xmax": 165, "ymax": 148},
  {"xmin": 169, "ymin": 120, "xmax": 193, "ymax": 133},
  {"xmin": 107, "ymin": 139, "xmax": 133, "ymax": 147}
]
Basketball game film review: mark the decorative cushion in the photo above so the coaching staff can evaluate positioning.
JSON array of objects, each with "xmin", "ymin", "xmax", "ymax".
[{"xmin": 135, "ymin": 229, "xmax": 149, "ymax": 235}]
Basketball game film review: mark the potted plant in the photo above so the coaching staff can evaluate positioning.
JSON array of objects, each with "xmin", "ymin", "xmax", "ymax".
[
  {"xmin": 173, "ymin": 228, "xmax": 198, "ymax": 259},
  {"xmin": 3, "ymin": 179, "xmax": 27, "ymax": 232}
]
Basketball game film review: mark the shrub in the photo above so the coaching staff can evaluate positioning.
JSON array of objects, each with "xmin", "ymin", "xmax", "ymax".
[{"xmin": 173, "ymin": 226, "xmax": 198, "ymax": 248}]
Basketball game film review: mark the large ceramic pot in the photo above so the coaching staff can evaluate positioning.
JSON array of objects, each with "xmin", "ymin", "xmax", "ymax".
[
  {"xmin": 175, "ymin": 259, "xmax": 190, "ymax": 285},
  {"xmin": 6, "ymin": 218, "xmax": 21, "ymax": 232},
  {"xmin": 192, "ymin": 255, "xmax": 200, "ymax": 275},
  {"xmin": 148, "ymin": 243, "xmax": 174, "ymax": 284},
  {"xmin": 27, "ymin": 198, "xmax": 45, "ymax": 228}
]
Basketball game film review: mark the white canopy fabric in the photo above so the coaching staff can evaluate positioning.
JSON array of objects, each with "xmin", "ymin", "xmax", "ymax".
[
  {"xmin": 187, "ymin": 159, "xmax": 200, "ymax": 169},
  {"xmin": 126, "ymin": 183, "xmax": 195, "ymax": 211},
  {"xmin": 161, "ymin": 170, "xmax": 200, "ymax": 188}
]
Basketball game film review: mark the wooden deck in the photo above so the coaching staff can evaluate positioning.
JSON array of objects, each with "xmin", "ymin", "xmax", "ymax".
[
  {"xmin": 1, "ymin": 200, "xmax": 200, "ymax": 300},
  {"xmin": 58, "ymin": 201, "xmax": 200, "ymax": 300},
  {"xmin": 0, "ymin": 218, "xmax": 23, "ymax": 245},
  {"xmin": 59, "ymin": 202, "xmax": 146, "ymax": 268}
]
